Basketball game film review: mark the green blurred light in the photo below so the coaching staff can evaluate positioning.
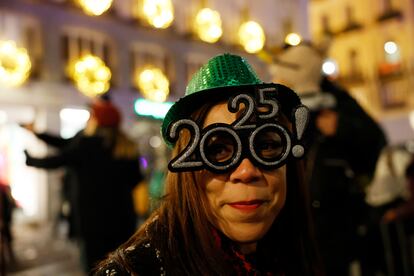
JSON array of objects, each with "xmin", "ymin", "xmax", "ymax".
[{"xmin": 134, "ymin": 98, "xmax": 173, "ymax": 119}]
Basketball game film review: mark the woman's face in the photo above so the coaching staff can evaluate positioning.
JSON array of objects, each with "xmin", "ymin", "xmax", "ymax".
[{"xmin": 202, "ymin": 102, "xmax": 287, "ymax": 253}]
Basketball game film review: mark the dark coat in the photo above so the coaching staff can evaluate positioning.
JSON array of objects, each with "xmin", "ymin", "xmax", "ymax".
[
  {"xmin": 25, "ymin": 133, "xmax": 143, "ymax": 269},
  {"xmin": 305, "ymin": 79, "xmax": 387, "ymax": 272},
  {"xmin": 92, "ymin": 220, "xmax": 288, "ymax": 276}
]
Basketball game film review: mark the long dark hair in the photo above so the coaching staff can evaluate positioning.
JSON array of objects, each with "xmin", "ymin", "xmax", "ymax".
[{"xmin": 94, "ymin": 101, "xmax": 322, "ymax": 275}]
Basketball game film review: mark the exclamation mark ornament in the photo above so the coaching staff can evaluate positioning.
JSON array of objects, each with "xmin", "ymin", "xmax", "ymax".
[{"xmin": 292, "ymin": 105, "xmax": 309, "ymax": 158}]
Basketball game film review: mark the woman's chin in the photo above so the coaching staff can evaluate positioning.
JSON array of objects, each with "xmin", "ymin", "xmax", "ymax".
[{"xmin": 221, "ymin": 222, "xmax": 270, "ymax": 244}]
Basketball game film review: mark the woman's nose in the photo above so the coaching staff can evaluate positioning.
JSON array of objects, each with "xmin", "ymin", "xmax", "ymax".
[{"xmin": 229, "ymin": 158, "xmax": 261, "ymax": 183}]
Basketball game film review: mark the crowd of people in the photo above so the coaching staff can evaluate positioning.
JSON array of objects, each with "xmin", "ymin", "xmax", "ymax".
[{"xmin": 2, "ymin": 43, "xmax": 414, "ymax": 275}]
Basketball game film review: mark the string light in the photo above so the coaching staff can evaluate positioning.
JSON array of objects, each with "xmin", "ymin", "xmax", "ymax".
[
  {"xmin": 194, "ymin": 8, "xmax": 223, "ymax": 43},
  {"xmin": 78, "ymin": 0, "xmax": 113, "ymax": 16},
  {"xmin": 238, "ymin": 21, "xmax": 265, "ymax": 53},
  {"xmin": 68, "ymin": 54, "xmax": 111, "ymax": 97},
  {"xmin": 0, "ymin": 40, "xmax": 32, "ymax": 87},
  {"xmin": 142, "ymin": 0, "xmax": 174, "ymax": 29},
  {"xmin": 134, "ymin": 66, "xmax": 170, "ymax": 102}
]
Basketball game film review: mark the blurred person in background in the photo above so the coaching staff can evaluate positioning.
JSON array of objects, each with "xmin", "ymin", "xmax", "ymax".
[
  {"xmin": 0, "ymin": 174, "xmax": 17, "ymax": 270},
  {"xmin": 21, "ymin": 121, "xmax": 82, "ymax": 241},
  {"xmin": 363, "ymin": 145, "xmax": 412, "ymax": 275},
  {"xmin": 383, "ymin": 149, "xmax": 414, "ymax": 223},
  {"xmin": 378, "ymin": 148, "xmax": 414, "ymax": 275},
  {"xmin": 271, "ymin": 43, "xmax": 387, "ymax": 276},
  {"xmin": 24, "ymin": 98, "xmax": 143, "ymax": 272},
  {"xmin": 93, "ymin": 53, "xmax": 323, "ymax": 275}
]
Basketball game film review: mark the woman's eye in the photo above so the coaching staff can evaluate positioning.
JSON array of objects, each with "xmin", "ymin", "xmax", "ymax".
[
  {"xmin": 257, "ymin": 138, "xmax": 283, "ymax": 159},
  {"xmin": 206, "ymin": 143, "xmax": 234, "ymax": 162}
]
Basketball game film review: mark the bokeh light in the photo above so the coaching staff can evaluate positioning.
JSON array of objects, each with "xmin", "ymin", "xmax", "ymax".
[
  {"xmin": 134, "ymin": 66, "xmax": 169, "ymax": 102},
  {"xmin": 285, "ymin": 33, "xmax": 302, "ymax": 46},
  {"xmin": 194, "ymin": 8, "xmax": 223, "ymax": 43},
  {"xmin": 238, "ymin": 21, "xmax": 265, "ymax": 53},
  {"xmin": 134, "ymin": 98, "xmax": 173, "ymax": 119},
  {"xmin": 0, "ymin": 40, "xmax": 32, "ymax": 87},
  {"xmin": 384, "ymin": 41, "xmax": 398, "ymax": 55},
  {"xmin": 68, "ymin": 54, "xmax": 111, "ymax": 97},
  {"xmin": 78, "ymin": 0, "xmax": 113, "ymax": 16},
  {"xmin": 322, "ymin": 58, "xmax": 339, "ymax": 76},
  {"xmin": 142, "ymin": 0, "xmax": 174, "ymax": 29}
]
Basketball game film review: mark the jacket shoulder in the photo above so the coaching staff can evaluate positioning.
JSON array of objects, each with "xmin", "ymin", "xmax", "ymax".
[{"xmin": 93, "ymin": 240, "xmax": 165, "ymax": 276}]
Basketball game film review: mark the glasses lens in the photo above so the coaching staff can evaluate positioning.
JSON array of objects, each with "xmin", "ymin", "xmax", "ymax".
[
  {"xmin": 204, "ymin": 131, "xmax": 236, "ymax": 164},
  {"xmin": 253, "ymin": 128, "xmax": 284, "ymax": 160}
]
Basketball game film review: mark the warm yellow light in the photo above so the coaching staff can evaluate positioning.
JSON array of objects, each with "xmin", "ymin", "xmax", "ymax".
[
  {"xmin": 68, "ymin": 55, "xmax": 111, "ymax": 97},
  {"xmin": 0, "ymin": 40, "xmax": 31, "ymax": 87},
  {"xmin": 134, "ymin": 66, "xmax": 169, "ymax": 102},
  {"xmin": 194, "ymin": 8, "xmax": 223, "ymax": 43},
  {"xmin": 322, "ymin": 58, "xmax": 339, "ymax": 76},
  {"xmin": 238, "ymin": 21, "xmax": 265, "ymax": 54},
  {"xmin": 142, "ymin": 0, "xmax": 174, "ymax": 29},
  {"xmin": 384, "ymin": 41, "xmax": 398, "ymax": 54},
  {"xmin": 78, "ymin": 0, "xmax": 113, "ymax": 16},
  {"xmin": 285, "ymin": 33, "xmax": 302, "ymax": 46}
]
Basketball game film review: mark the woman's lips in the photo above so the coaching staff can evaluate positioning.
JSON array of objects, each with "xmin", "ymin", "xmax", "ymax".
[{"xmin": 228, "ymin": 200, "xmax": 265, "ymax": 211}]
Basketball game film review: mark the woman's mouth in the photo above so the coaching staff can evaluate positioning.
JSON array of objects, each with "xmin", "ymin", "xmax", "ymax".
[{"xmin": 228, "ymin": 200, "xmax": 265, "ymax": 211}]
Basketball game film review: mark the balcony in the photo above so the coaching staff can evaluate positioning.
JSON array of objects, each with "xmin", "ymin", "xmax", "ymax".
[
  {"xmin": 377, "ymin": 9, "xmax": 403, "ymax": 22},
  {"xmin": 378, "ymin": 62, "xmax": 404, "ymax": 82}
]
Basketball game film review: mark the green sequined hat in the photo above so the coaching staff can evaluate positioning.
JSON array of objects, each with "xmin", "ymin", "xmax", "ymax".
[{"xmin": 161, "ymin": 53, "xmax": 263, "ymax": 147}]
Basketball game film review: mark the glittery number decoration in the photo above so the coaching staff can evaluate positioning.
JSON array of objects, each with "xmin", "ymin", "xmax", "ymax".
[
  {"xmin": 199, "ymin": 126, "xmax": 242, "ymax": 172},
  {"xmin": 196, "ymin": 93, "xmax": 256, "ymax": 172},
  {"xmin": 291, "ymin": 105, "xmax": 309, "ymax": 158},
  {"xmin": 252, "ymin": 87, "xmax": 292, "ymax": 167},
  {"xmin": 228, "ymin": 94, "xmax": 256, "ymax": 130},
  {"xmin": 257, "ymin": 87, "xmax": 279, "ymax": 119},
  {"xmin": 249, "ymin": 123, "xmax": 291, "ymax": 167},
  {"xmin": 167, "ymin": 119, "xmax": 203, "ymax": 171}
]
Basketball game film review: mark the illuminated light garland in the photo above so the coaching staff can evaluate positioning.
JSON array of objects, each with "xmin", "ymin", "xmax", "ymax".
[
  {"xmin": 142, "ymin": 0, "xmax": 174, "ymax": 29},
  {"xmin": 0, "ymin": 40, "xmax": 32, "ymax": 87},
  {"xmin": 134, "ymin": 66, "xmax": 169, "ymax": 102},
  {"xmin": 78, "ymin": 0, "xmax": 113, "ymax": 16},
  {"xmin": 68, "ymin": 55, "xmax": 111, "ymax": 97},
  {"xmin": 238, "ymin": 21, "xmax": 265, "ymax": 54},
  {"xmin": 194, "ymin": 8, "xmax": 223, "ymax": 43}
]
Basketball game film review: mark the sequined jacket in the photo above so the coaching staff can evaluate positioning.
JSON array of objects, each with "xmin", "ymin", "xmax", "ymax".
[{"xmin": 96, "ymin": 240, "xmax": 165, "ymax": 276}]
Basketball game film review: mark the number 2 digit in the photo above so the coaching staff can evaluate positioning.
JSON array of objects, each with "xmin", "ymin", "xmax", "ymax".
[
  {"xmin": 229, "ymin": 94, "xmax": 255, "ymax": 129},
  {"xmin": 167, "ymin": 119, "xmax": 203, "ymax": 171}
]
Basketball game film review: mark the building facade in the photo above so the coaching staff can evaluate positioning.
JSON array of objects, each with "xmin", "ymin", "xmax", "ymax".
[{"xmin": 309, "ymin": 0, "xmax": 414, "ymax": 145}]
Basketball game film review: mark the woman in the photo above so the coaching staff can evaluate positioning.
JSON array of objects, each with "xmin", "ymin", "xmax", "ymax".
[
  {"xmin": 24, "ymin": 99, "xmax": 143, "ymax": 272},
  {"xmin": 94, "ymin": 54, "xmax": 321, "ymax": 275}
]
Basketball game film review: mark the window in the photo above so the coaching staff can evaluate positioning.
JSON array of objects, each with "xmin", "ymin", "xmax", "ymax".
[
  {"xmin": 61, "ymin": 28, "xmax": 112, "ymax": 81},
  {"xmin": 129, "ymin": 43, "xmax": 171, "ymax": 99},
  {"xmin": 349, "ymin": 49, "xmax": 360, "ymax": 78},
  {"xmin": 0, "ymin": 12, "xmax": 42, "ymax": 80},
  {"xmin": 321, "ymin": 14, "xmax": 331, "ymax": 35}
]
